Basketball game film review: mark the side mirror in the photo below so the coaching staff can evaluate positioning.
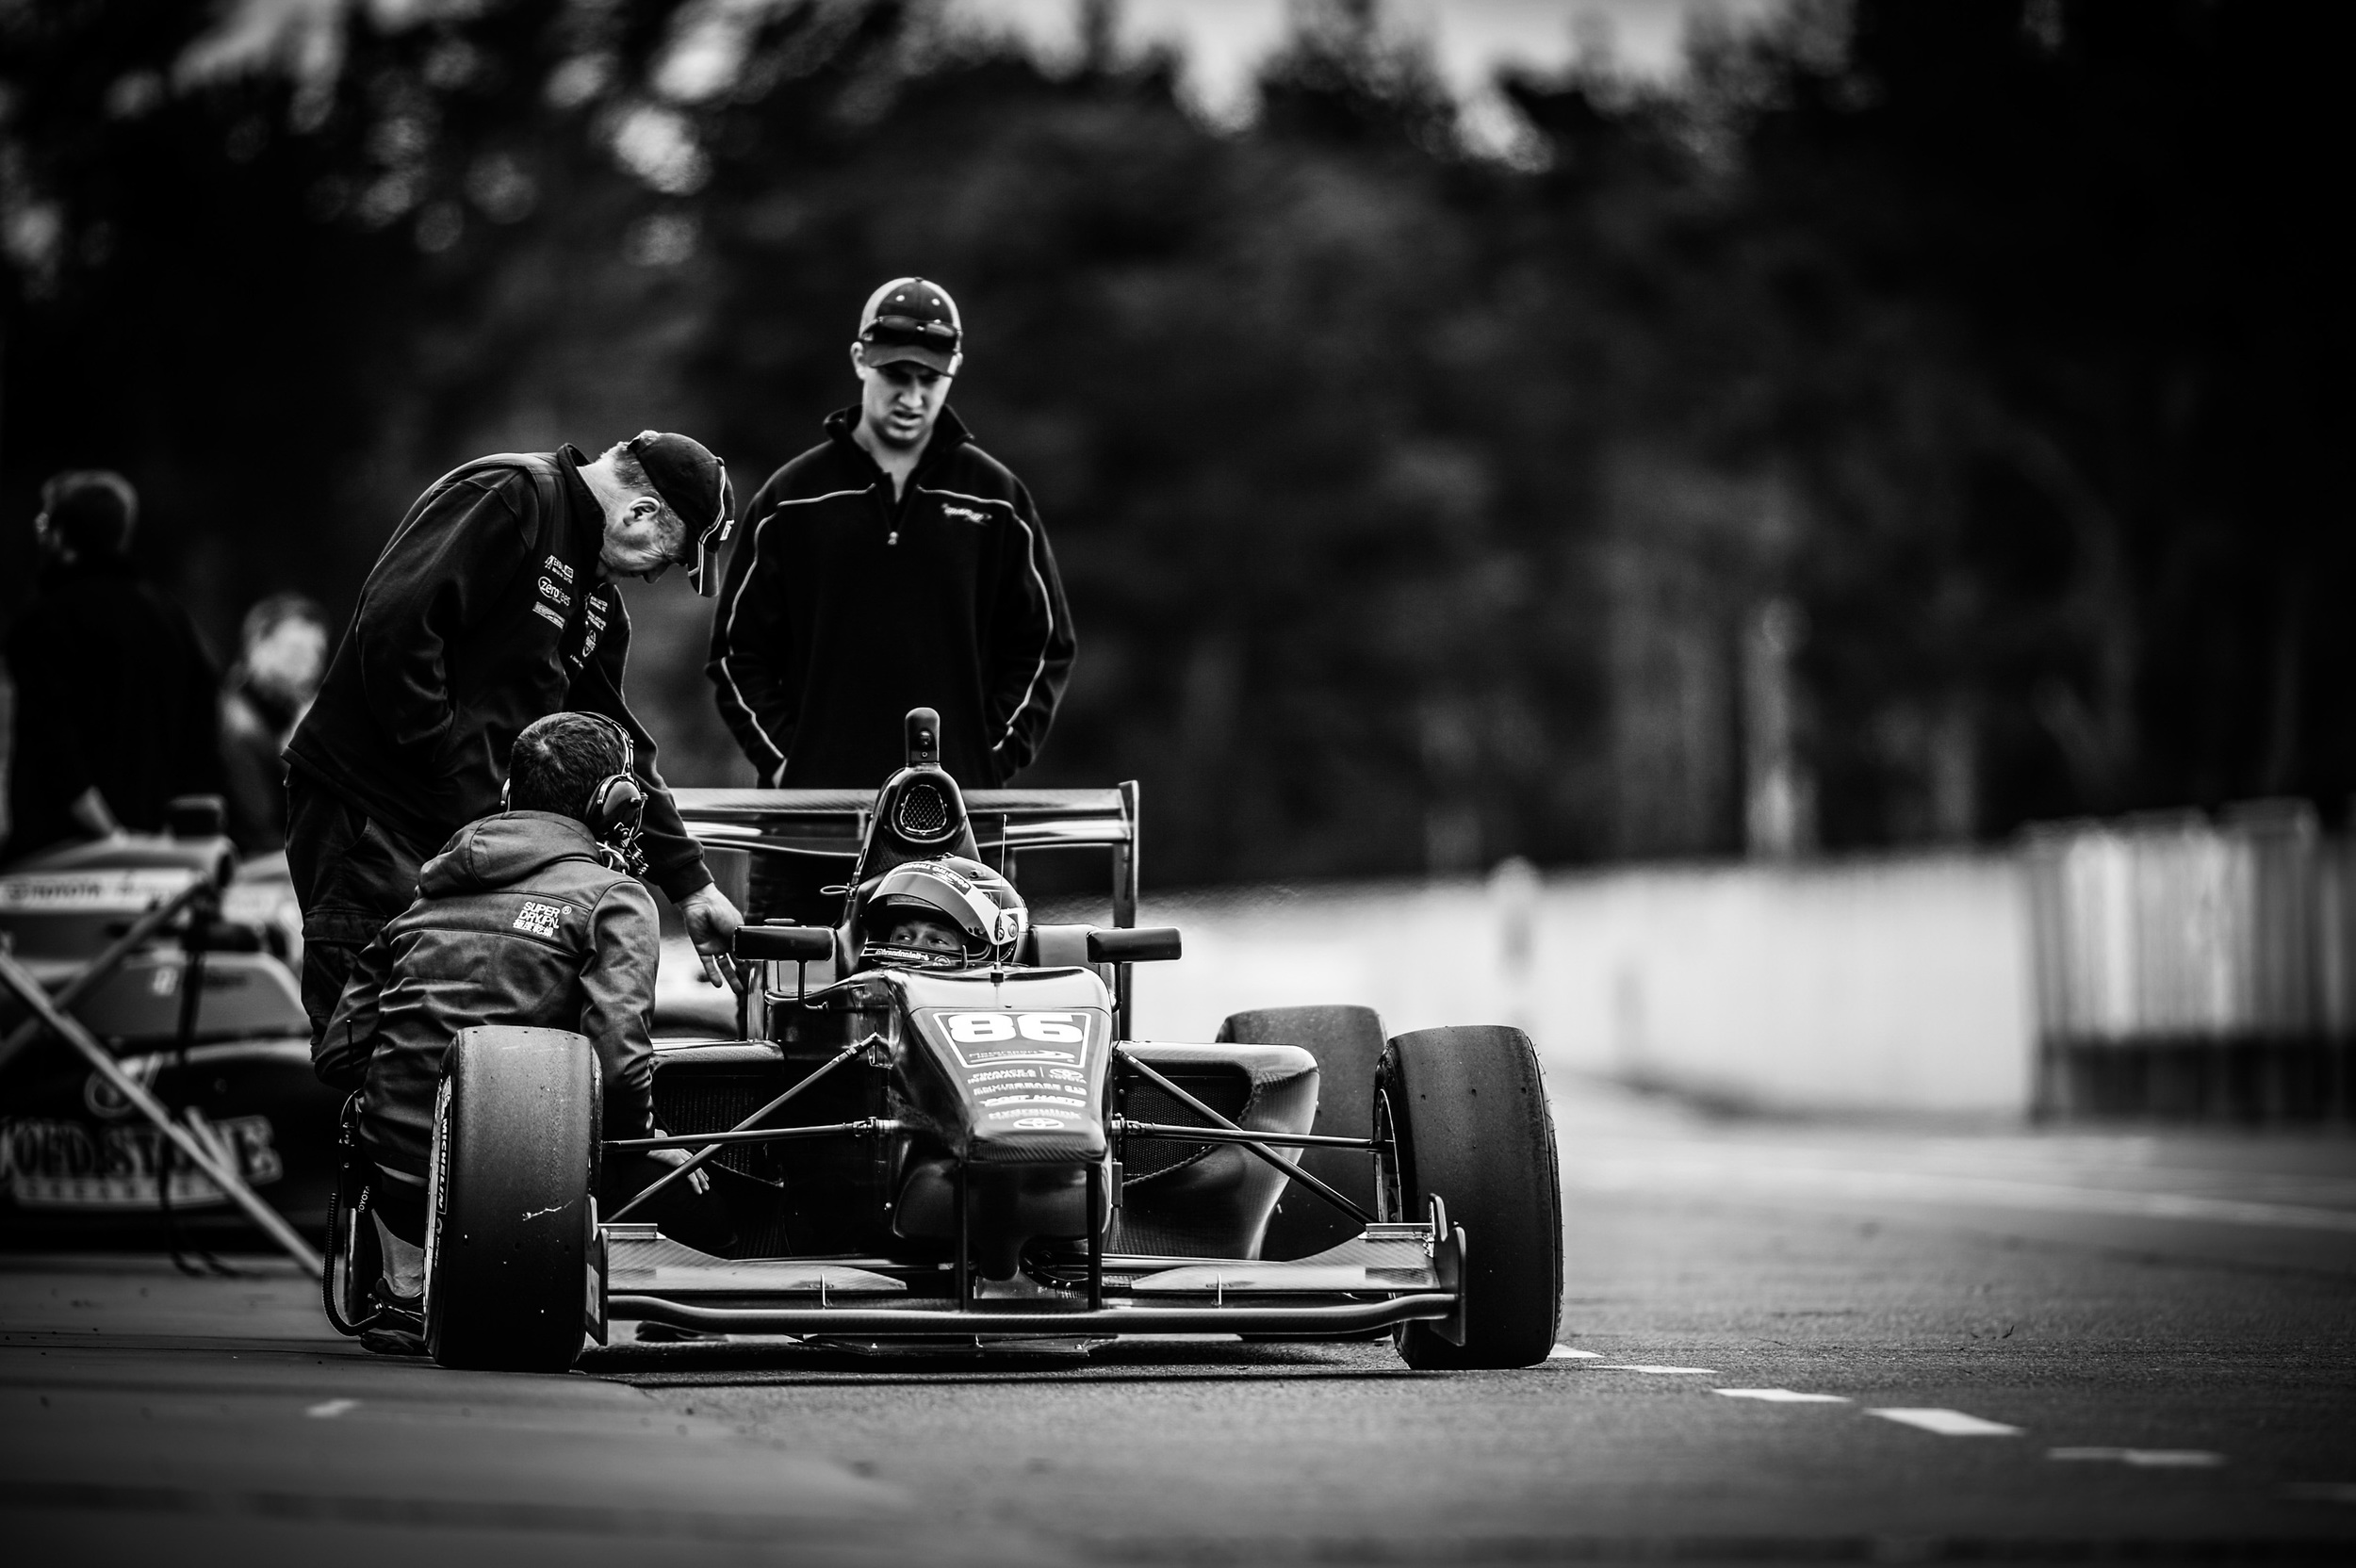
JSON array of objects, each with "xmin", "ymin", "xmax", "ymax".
[
  {"xmin": 1088, "ymin": 926, "xmax": 1182, "ymax": 963},
  {"xmin": 734, "ymin": 923, "xmax": 835, "ymax": 963}
]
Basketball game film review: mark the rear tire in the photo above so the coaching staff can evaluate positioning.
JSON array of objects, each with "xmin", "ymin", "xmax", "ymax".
[
  {"xmin": 1217, "ymin": 1005, "xmax": 1385, "ymax": 1260},
  {"xmin": 1379, "ymin": 1025, "xmax": 1562, "ymax": 1369},
  {"xmin": 425, "ymin": 1026, "xmax": 598, "ymax": 1373}
]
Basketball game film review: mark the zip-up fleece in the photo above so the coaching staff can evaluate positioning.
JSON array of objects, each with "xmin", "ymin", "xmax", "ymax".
[
  {"xmin": 285, "ymin": 446, "xmax": 712, "ymax": 916},
  {"xmin": 318, "ymin": 811, "xmax": 659, "ymax": 1178},
  {"xmin": 706, "ymin": 407, "xmax": 1075, "ymax": 788}
]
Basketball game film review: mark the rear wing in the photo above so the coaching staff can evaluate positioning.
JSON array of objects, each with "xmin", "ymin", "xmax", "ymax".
[{"xmin": 672, "ymin": 784, "xmax": 1143, "ymax": 1013}]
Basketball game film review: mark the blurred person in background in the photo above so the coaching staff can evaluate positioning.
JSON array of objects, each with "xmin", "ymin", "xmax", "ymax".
[
  {"xmin": 2, "ymin": 470, "xmax": 220, "ymax": 863},
  {"xmin": 706, "ymin": 278, "xmax": 1074, "ymax": 923},
  {"xmin": 280, "ymin": 433, "xmax": 745, "ymax": 1050},
  {"xmin": 220, "ymin": 593, "xmax": 331, "ymax": 855}
]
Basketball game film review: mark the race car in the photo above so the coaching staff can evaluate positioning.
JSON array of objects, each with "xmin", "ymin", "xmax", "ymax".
[
  {"xmin": 0, "ymin": 799, "xmax": 336, "ymax": 1245},
  {"xmin": 330, "ymin": 710, "xmax": 1562, "ymax": 1372}
]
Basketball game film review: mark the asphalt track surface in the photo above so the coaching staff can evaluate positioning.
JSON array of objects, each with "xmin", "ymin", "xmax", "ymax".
[{"xmin": 5, "ymin": 1083, "xmax": 2354, "ymax": 1566}]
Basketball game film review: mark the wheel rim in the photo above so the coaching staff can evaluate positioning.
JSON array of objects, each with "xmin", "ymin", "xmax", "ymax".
[
  {"xmin": 1372, "ymin": 1087, "xmax": 1403, "ymax": 1224},
  {"xmin": 423, "ymin": 1077, "xmax": 450, "ymax": 1319}
]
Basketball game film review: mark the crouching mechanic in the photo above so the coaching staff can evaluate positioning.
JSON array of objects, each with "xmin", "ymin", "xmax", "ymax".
[{"xmin": 317, "ymin": 712, "xmax": 729, "ymax": 1345}]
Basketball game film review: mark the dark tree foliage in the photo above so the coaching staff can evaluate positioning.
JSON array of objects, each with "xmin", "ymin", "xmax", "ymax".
[{"xmin": 3, "ymin": 0, "xmax": 2348, "ymax": 884}]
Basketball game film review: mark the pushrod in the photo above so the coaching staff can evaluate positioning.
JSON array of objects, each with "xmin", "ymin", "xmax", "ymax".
[
  {"xmin": 0, "ymin": 946, "xmax": 321, "ymax": 1273},
  {"xmin": 1113, "ymin": 1119, "xmax": 1376, "ymax": 1152},
  {"xmin": 608, "ymin": 1039, "xmax": 865, "ymax": 1221},
  {"xmin": 605, "ymin": 1118, "xmax": 898, "ymax": 1152},
  {"xmin": 1115, "ymin": 1049, "xmax": 1373, "ymax": 1226}
]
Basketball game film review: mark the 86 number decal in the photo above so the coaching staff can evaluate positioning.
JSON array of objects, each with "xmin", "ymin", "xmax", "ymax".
[{"xmin": 943, "ymin": 1011, "xmax": 1087, "ymax": 1044}]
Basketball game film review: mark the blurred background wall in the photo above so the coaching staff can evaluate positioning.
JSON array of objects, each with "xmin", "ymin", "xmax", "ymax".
[{"xmin": 1136, "ymin": 852, "xmax": 2034, "ymax": 1115}]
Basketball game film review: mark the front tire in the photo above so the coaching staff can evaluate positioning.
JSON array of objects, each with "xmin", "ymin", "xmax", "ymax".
[
  {"xmin": 1379, "ymin": 1025, "xmax": 1562, "ymax": 1369},
  {"xmin": 425, "ymin": 1026, "xmax": 598, "ymax": 1372},
  {"xmin": 1217, "ymin": 1004, "xmax": 1386, "ymax": 1260}
]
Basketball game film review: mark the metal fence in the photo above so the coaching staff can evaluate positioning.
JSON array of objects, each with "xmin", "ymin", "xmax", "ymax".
[{"xmin": 2022, "ymin": 801, "xmax": 2355, "ymax": 1121}]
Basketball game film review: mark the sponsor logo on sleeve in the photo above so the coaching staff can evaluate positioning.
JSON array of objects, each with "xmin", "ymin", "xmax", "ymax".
[
  {"xmin": 532, "ymin": 602, "xmax": 566, "ymax": 630},
  {"xmin": 544, "ymin": 554, "xmax": 575, "ymax": 583}
]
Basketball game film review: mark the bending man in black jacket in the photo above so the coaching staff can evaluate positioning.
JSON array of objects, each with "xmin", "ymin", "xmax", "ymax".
[
  {"xmin": 706, "ymin": 278, "xmax": 1075, "ymax": 808},
  {"xmin": 284, "ymin": 433, "xmax": 743, "ymax": 1046}
]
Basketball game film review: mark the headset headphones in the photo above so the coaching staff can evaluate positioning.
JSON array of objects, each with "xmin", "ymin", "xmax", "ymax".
[
  {"xmin": 577, "ymin": 713, "xmax": 647, "ymax": 876},
  {"xmin": 503, "ymin": 711, "xmax": 647, "ymax": 876}
]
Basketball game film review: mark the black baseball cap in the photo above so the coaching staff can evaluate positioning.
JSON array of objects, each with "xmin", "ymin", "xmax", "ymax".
[
  {"xmin": 857, "ymin": 277, "xmax": 964, "ymax": 376},
  {"xmin": 622, "ymin": 431, "xmax": 734, "ymax": 596}
]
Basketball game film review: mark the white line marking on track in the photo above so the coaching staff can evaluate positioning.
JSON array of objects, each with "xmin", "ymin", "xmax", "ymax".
[
  {"xmin": 2049, "ymin": 1447, "xmax": 2223, "ymax": 1467},
  {"xmin": 1867, "ymin": 1408, "xmax": 2023, "ymax": 1437},
  {"xmin": 1562, "ymin": 1157, "xmax": 2356, "ymax": 1233},
  {"xmin": 1712, "ymin": 1388, "xmax": 1850, "ymax": 1403},
  {"xmin": 305, "ymin": 1398, "xmax": 359, "ymax": 1419},
  {"xmin": 1547, "ymin": 1346, "xmax": 1603, "ymax": 1360},
  {"xmin": 1595, "ymin": 1364, "xmax": 1719, "ymax": 1375}
]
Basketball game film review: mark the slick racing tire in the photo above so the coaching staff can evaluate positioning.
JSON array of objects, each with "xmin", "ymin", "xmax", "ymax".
[
  {"xmin": 1378, "ymin": 1025, "xmax": 1562, "ymax": 1370},
  {"xmin": 1219, "ymin": 1005, "xmax": 1386, "ymax": 1260},
  {"xmin": 426, "ymin": 1026, "xmax": 599, "ymax": 1373}
]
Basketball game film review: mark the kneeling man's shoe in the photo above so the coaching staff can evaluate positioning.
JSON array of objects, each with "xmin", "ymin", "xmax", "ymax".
[
  {"xmin": 360, "ymin": 1324, "xmax": 428, "ymax": 1357},
  {"xmin": 361, "ymin": 1279, "xmax": 427, "ymax": 1357}
]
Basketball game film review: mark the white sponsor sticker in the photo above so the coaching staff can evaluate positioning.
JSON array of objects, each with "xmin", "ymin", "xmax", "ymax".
[
  {"xmin": 0, "ymin": 1115, "xmax": 282, "ymax": 1208},
  {"xmin": 0, "ymin": 868, "xmax": 201, "ymax": 914}
]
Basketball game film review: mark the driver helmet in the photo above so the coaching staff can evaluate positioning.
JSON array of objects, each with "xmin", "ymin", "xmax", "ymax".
[{"xmin": 859, "ymin": 856, "xmax": 1027, "ymax": 972}]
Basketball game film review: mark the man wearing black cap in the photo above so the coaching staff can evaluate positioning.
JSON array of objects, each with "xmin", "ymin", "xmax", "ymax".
[
  {"xmin": 282, "ymin": 433, "xmax": 744, "ymax": 1048},
  {"xmin": 707, "ymin": 278, "xmax": 1074, "ymax": 836}
]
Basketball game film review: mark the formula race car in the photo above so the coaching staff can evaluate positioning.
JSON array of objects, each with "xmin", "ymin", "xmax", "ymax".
[{"xmin": 330, "ymin": 711, "xmax": 1562, "ymax": 1372}]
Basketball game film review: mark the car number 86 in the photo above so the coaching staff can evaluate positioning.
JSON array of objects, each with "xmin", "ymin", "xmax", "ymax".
[{"xmin": 946, "ymin": 1011, "xmax": 1087, "ymax": 1044}]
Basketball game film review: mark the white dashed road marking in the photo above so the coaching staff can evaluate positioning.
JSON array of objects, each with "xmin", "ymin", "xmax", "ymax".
[
  {"xmin": 1547, "ymin": 1346, "xmax": 1602, "ymax": 1360},
  {"xmin": 1867, "ymin": 1408, "xmax": 2023, "ymax": 1437},
  {"xmin": 1595, "ymin": 1364, "xmax": 1720, "ymax": 1376},
  {"xmin": 305, "ymin": 1398, "xmax": 359, "ymax": 1419},
  {"xmin": 2049, "ymin": 1447, "xmax": 2223, "ymax": 1467},
  {"xmin": 1712, "ymin": 1388, "xmax": 1850, "ymax": 1403}
]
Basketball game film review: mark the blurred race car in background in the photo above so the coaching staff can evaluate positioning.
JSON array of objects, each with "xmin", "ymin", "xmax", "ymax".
[{"xmin": 0, "ymin": 799, "xmax": 338, "ymax": 1248}]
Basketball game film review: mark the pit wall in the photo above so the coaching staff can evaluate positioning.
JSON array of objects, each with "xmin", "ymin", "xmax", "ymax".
[{"xmin": 1132, "ymin": 853, "xmax": 2035, "ymax": 1118}]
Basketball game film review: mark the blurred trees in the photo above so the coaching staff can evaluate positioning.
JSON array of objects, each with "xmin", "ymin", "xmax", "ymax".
[{"xmin": 3, "ymin": 0, "xmax": 2348, "ymax": 885}]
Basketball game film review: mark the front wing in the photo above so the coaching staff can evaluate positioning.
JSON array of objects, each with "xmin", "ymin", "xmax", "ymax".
[{"xmin": 596, "ymin": 1211, "xmax": 1466, "ymax": 1344}]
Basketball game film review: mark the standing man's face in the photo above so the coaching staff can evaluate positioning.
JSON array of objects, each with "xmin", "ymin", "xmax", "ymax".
[{"xmin": 852, "ymin": 346, "xmax": 951, "ymax": 452}]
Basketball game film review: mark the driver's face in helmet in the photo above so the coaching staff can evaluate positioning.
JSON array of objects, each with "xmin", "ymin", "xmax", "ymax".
[{"xmin": 881, "ymin": 910, "xmax": 966, "ymax": 956}]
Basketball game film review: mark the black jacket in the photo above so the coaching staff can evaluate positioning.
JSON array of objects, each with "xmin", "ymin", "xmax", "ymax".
[
  {"xmin": 319, "ymin": 811, "xmax": 659, "ymax": 1177},
  {"xmin": 706, "ymin": 408, "xmax": 1075, "ymax": 789},
  {"xmin": 3, "ymin": 556, "xmax": 221, "ymax": 862},
  {"xmin": 285, "ymin": 447, "xmax": 712, "ymax": 900}
]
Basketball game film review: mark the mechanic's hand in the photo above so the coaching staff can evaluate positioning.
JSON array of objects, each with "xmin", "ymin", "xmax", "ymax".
[
  {"xmin": 679, "ymin": 884, "xmax": 744, "ymax": 992},
  {"xmin": 646, "ymin": 1143, "xmax": 712, "ymax": 1198}
]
